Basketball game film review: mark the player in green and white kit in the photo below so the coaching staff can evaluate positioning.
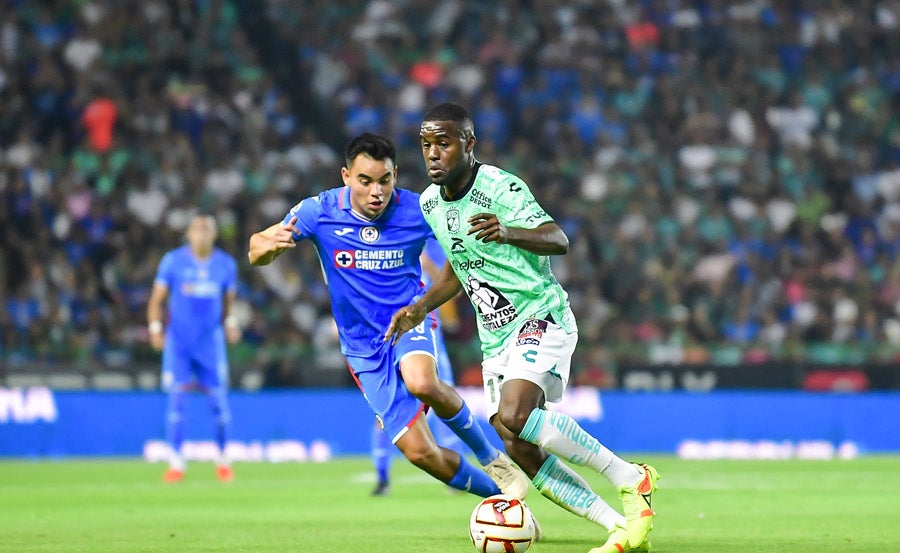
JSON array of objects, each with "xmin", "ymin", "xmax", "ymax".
[{"xmin": 386, "ymin": 103, "xmax": 660, "ymax": 553}]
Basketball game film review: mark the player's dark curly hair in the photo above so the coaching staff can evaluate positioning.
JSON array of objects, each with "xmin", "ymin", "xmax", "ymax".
[
  {"xmin": 423, "ymin": 102, "xmax": 475, "ymax": 137},
  {"xmin": 345, "ymin": 132, "xmax": 396, "ymax": 166}
]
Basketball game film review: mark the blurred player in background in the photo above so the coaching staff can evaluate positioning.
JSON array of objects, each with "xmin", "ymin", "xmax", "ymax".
[
  {"xmin": 248, "ymin": 133, "xmax": 529, "ymax": 500},
  {"xmin": 370, "ymin": 237, "xmax": 465, "ymax": 496},
  {"xmin": 147, "ymin": 213, "xmax": 241, "ymax": 483},
  {"xmin": 386, "ymin": 103, "xmax": 659, "ymax": 553}
]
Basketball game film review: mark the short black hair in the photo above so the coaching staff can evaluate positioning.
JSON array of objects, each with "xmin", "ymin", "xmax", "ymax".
[
  {"xmin": 345, "ymin": 132, "xmax": 396, "ymax": 166},
  {"xmin": 423, "ymin": 102, "xmax": 475, "ymax": 137}
]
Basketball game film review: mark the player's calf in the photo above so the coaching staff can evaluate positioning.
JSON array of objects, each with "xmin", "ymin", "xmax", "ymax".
[
  {"xmin": 402, "ymin": 442, "xmax": 448, "ymax": 475},
  {"xmin": 396, "ymin": 418, "xmax": 500, "ymax": 497},
  {"xmin": 399, "ymin": 354, "xmax": 506, "ymax": 467}
]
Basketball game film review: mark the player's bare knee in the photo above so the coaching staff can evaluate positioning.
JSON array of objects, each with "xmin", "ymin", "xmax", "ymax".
[
  {"xmin": 496, "ymin": 407, "xmax": 531, "ymax": 437},
  {"xmin": 405, "ymin": 376, "xmax": 442, "ymax": 402},
  {"xmin": 403, "ymin": 444, "xmax": 441, "ymax": 468}
]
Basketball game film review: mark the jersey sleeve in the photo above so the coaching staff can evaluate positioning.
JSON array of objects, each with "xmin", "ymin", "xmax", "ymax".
[
  {"xmin": 282, "ymin": 195, "xmax": 322, "ymax": 241},
  {"xmin": 153, "ymin": 252, "xmax": 175, "ymax": 289},
  {"xmin": 495, "ymin": 174, "xmax": 554, "ymax": 229}
]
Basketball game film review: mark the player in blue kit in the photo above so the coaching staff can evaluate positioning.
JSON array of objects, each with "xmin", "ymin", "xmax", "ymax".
[
  {"xmin": 147, "ymin": 214, "xmax": 241, "ymax": 483},
  {"xmin": 248, "ymin": 133, "xmax": 529, "ymax": 500},
  {"xmin": 370, "ymin": 237, "xmax": 465, "ymax": 496}
]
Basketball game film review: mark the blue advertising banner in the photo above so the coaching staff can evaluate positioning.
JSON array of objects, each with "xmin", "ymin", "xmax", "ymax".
[{"xmin": 1, "ymin": 387, "xmax": 898, "ymax": 458}]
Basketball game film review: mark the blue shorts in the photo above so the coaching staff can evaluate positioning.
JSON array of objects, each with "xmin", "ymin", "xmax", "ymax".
[
  {"xmin": 162, "ymin": 329, "xmax": 229, "ymax": 392},
  {"xmin": 347, "ymin": 324, "xmax": 438, "ymax": 443},
  {"xmin": 434, "ymin": 327, "xmax": 454, "ymax": 386}
]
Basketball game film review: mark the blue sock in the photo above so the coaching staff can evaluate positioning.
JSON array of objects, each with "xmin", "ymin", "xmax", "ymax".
[
  {"xmin": 440, "ymin": 403, "xmax": 498, "ymax": 466},
  {"xmin": 427, "ymin": 408, "xmax": 466, "ymax": 457},
  {"xmin": 166, "ymin": 390, "xmax": 186, "ymax": 453},
  {"xmin": 207, "ymin": 388, "xmax": 231, "ymax": 455},
  {"xmin": 371, "ymin": 423, "xmax": 393, "ymax": 484},
  {"xmin": 447, "ymin": 455, "xmax": 502, "ymax": 497}
]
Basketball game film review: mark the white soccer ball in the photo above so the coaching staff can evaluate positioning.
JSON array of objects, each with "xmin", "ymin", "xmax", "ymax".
[{"xmin": 469, "ymin": 494, "xmax": 536, "ymax": 553}]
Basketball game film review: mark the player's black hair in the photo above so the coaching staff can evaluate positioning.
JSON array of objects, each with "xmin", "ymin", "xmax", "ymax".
[
  {"xmin": 345, "ymin": 132, "xmax": 396, "ymax": 166},
  {"xmin": 423, "ymin": 102, "xmax": 475, "ymax": 137}
]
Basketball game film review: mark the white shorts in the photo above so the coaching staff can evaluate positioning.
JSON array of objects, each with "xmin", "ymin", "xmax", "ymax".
[{"xmin": 481, "ymin": 316, "xmax": 578, "ymax": 419}]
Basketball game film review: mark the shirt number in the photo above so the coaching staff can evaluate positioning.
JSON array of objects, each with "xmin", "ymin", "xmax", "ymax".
[{"xmin": 486, "ymin": 374, "xmax": 505, "ymax": 404}]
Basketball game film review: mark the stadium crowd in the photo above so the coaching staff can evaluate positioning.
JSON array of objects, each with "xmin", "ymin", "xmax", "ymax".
[{"xmin": 1, "ymin": 0, "xmax": 899, "ymax": 387}]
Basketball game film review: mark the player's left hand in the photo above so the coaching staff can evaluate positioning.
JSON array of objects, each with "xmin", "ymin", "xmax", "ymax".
[
  {"xmin": 384, "ymin": 303, "xmax": 427, "ymax": 345},
  {"xmin": 468, "ymin": 213, "xmax": 509, "ymax": 244},
  {"xmin": 226, "ymin": 326, "xmax": 242, "ymax": 345}
]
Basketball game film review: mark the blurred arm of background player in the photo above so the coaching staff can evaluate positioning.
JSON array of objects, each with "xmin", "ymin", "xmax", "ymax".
[
  {"xmin": 146, "ymin": 282, "xmax": 168, "ymax": 351},
  {"xmin": 223, "ymin": 288, "xmax": 241, "ymax": 345}
]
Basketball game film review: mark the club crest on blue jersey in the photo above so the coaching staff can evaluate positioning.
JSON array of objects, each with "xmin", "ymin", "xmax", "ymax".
[
  {"xmin": 334, "ymin": 250, "xmax": 355, "ymax": 268},
  {"xmin": 447, "ymin": 208, "xmax": 460, "ymax": 232},
  {"xmin": 360, "ymin": 226, "xmax": 380, "ymax": 243}
]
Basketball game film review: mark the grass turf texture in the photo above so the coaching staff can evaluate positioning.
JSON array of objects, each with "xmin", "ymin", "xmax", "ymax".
[{"xmin": 1, "ymin": 456, "xmax": 898, "ymax": 553}]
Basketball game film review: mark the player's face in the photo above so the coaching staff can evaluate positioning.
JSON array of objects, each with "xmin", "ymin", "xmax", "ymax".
[
  {"xmin": 420, "ymin": 120, "xmax": 475, "ymax": 188},
  {"xmin": 342, "ymin": 153, "xmax": 397, "ymax": 219},
  {"xmin": 186, "ymin": 216, "xmax": 217, "ymax": 254}
]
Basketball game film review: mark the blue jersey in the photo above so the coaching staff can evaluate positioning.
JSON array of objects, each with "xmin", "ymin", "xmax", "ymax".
[
  {"xmin": 282, "ymin": 187, "xmax": 433, "ymax": 357},
  {"xmin": 154, "ymin": 245, "xmax": 238, "ymax": 345}
]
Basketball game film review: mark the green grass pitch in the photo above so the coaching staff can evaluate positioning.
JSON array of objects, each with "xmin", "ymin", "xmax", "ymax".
[{"xmin": 1, "ymin": 456, "xmax": 898, "ymax": 552}]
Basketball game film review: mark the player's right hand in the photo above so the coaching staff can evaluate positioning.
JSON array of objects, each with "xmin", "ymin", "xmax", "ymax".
[
  {"xmin": 271, "ymin": 216, "xmax": 301, "ymax": 251},
  {"xmin": 384, "ymin": 303, "xmax": 427, "ymax": 345}
]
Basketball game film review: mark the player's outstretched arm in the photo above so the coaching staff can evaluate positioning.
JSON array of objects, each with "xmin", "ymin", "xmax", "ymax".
[
  {"xmin": 467, "ymin": 214, "xmax": 568, "ymax": 255},
  {"xmin": 147, "ymin": 283, "xmax": 169, "ymax": 351},
  {"xmin": 248, "ymin": 216, "xmax": 301, "ymax": 266},
  {"xmin": 384, "ymin": 260, "xmax": 462, "ymax": 344}
]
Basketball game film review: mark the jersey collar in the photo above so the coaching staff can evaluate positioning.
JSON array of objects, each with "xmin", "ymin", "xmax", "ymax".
[{"xmin": 440, "ymin": 162, "xmax": 481, "ymax": 202}]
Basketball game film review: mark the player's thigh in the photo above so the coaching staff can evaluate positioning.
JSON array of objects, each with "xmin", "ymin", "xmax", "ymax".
[
  {"xmin": 191, "ymin": 333, "xmax": 229, "ymax": 390},
  {"xmin": 161, "ymin": 342, "xmax": 192, "ymax": 392},
  {"xmin": 482, "ymin": 318, "xmax": 578, "ymax": 419},
  {"xmin": 395, "ymin": 325, "xmax": 440, "ymax": 393},
  {"xmin": 348, "ymin": 354, "xmax": 425, "ymax": 445}
]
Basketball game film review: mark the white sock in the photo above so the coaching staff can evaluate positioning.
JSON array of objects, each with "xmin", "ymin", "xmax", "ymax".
[
  {"xmin": 169, "ymin": 449, "xmax": 185, "ymax": 471},
  {"xmin": 520, "ymin": 408, "xmax": 642, "ymax": 488},
  {"xmin": 215, "ymin": 450, "xmax": 230, "ymax": 467},
  {"xmin": 588, "ymin": 498, "xmax": 627, "ymax": 531},
  {"xmin": 533, "ymin": 455, "xmax": 626, "ymax": 531}
]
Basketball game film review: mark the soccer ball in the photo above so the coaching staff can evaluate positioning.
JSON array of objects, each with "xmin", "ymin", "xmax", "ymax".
[{"xmin": 469, "ymin": 494, "xmax": 536, "ymax": 553}]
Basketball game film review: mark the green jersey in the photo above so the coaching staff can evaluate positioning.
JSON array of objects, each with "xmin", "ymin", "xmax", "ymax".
[{"xmin": 420, "ymin": 163, "xmax": 576, "ymax": 358}]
